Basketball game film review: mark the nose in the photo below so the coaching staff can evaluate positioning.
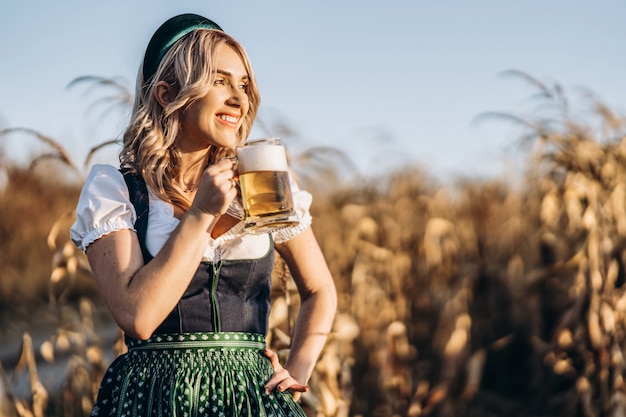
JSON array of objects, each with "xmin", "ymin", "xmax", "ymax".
[{"xmin": 227, "ymin": 86, "xmax": 248, "ymax": 108}]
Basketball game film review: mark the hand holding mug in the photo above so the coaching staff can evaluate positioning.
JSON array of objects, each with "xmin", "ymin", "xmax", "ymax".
[{"xmin": 191, "ymin": 158, "xmax": 238, "ymax": 217}]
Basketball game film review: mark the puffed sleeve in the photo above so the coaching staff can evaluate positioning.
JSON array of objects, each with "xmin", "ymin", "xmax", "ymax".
[
  {"xmin": 70, "ymin": 164, "xmax": 136, "ymax": 251},
  {"xmin": 272, "ymin": 174, "xmax": 313, "ymax": 244}
]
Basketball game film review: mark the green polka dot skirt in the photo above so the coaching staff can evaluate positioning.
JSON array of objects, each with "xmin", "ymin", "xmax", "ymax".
[{"xmin": 90, "ymin": 332, "xmax": 305, "ymax": 417}]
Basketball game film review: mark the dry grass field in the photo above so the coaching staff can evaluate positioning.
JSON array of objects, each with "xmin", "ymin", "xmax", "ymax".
[{"xmin": 2, "ymin": 73, "xmax": 626, "ymax": 417}]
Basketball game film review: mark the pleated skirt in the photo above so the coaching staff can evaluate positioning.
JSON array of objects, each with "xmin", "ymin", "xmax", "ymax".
[{"xmin": 90, "ymin": 332, "xmax": 305, "ymax": 417}]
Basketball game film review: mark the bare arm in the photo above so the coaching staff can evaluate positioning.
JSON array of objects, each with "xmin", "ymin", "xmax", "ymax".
[
  {"xmin": 85, "ymin": 160, "xmax": 236, "ymax": 340},
  {"xmin": 274, "ymin": 227, "xmax": 337, "ymax": 385}
]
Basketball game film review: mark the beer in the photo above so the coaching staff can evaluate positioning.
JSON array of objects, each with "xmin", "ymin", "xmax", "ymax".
[
  {"xmin": 236, "ymin": 138, "xmax": 298, "ymax": 233},
  {"xmin": 239, "ymin": 170, "xmax": 294, "ymax": 217}
]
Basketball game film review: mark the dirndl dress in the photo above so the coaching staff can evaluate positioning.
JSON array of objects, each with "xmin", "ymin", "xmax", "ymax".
[{"xmin": 89, "ymin": 169, "xmax": 306, "ymax": 416}]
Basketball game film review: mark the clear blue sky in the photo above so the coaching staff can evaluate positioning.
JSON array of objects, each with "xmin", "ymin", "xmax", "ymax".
[{"xmin": 1, "ymin": 1, "xmax": 625, "ymax": 182}]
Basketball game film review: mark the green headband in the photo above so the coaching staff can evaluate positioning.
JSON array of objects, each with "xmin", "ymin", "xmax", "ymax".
[{"xmin": 142, "ymin": 13, "xmax": 223, "ymax": 83}]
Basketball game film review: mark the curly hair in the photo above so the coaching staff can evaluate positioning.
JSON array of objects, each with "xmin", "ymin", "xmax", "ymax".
[{"xmin": 120, "ymin": 29, "xmax": 260, "ymax": 210}]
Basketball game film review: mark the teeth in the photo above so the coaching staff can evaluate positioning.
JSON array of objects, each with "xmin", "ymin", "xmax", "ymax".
[{"xmin": 218, "ymin": 114, "xmax": 238, "ymax": 123}]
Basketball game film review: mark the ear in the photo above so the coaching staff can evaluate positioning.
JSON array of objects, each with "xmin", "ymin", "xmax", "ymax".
[{"xmin": 153, "ymin": 81, "xmax": 175, "ymax": 108}]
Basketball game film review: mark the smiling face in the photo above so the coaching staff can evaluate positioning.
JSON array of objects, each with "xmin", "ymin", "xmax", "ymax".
[{"xmin": 177, "ymin": 43, "xmax": 251, "ymax": 152}]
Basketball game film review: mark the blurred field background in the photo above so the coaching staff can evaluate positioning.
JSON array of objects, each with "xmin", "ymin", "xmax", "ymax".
[{"xmin": 2, "ymin": 72, "xmax": 626, "ymax": 417}]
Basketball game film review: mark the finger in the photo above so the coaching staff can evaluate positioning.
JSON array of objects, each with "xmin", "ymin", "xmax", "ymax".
[
  {"xmin": 276, "ymin": 382, "xmax": 308, "ymax": 394},
  {"xmin": 204, "ymin": 158, "xmax": 234, "ymax": 181},
  {"xmin": 207, "ymin": 161, "xmax": 235, "ymax": 179},
  {"xmin": 287, "ymin": 383, "xmax": 308, "ymax": 393},
  {"xmin": 218, "ymin": 156, "xmax": 236, "ymax": 169},
  {"xmin": 263, "ymin": 349, "xmax": 282, "ymax": 369},
  {"xmin": 219, "ymin": 155, "xmax": 237, "ymax": 166},
  {"xmin": 265, "ymin": 375, "xmax": 306, "ymax": 394},
  {"xmin": 264, "ymin": 363, "xmax": 289, "ymax": 390},
  {"xmin": 220, "ymin": 167, "xmax": 238, "ymax": 189},
  {"xmin": 266, "ymin": 377, "xmax": 309, "ymax": 395},
  {"xmin": 204, "ymin": 168, "xmax": 236, "ymax": 193}
]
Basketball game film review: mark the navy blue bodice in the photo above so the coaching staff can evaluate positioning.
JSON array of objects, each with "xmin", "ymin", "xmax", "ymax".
[{"xmin": 154, "ymin": 249, "xmax": 275, "ymax": 335}]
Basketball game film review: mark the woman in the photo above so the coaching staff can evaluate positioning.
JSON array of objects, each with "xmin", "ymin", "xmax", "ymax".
[{"xmin": 70, "ymin": 13, "xmax": 337, "ymax": 416}]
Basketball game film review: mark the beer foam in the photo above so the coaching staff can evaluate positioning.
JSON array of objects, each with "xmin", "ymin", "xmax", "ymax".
[{"xmin": 237, "ymin": 144, "xmax": 289, "ymax": 172}]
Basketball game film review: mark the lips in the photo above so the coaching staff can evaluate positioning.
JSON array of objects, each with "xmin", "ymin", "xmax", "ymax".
[{"xmin": 216, "ymin": 113, "xmax": 239, "ymax": 127}]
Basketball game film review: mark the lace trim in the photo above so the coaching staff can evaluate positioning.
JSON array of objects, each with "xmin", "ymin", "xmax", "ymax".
[
  {"xmin": 79, "ymin": 219, "xmax": 134, "ymax": 251},
  {"xmin": 272, "ymin": 212, "xmax": 312, "ymax": 244}
]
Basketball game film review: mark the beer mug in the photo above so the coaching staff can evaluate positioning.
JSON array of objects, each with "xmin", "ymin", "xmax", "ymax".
[{"xmin": 235, "ymin": 137, "xmax": 299, "ymax": 234}]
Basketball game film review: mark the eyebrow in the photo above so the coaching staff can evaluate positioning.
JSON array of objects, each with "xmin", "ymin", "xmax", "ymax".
[{"xmin": 215, "ymin": 69, "xmax": 249, "ymax": 81}]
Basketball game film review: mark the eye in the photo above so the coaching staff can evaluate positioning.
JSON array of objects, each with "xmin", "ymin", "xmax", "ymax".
[
  {"xmin": 213, "ymin": 77, "xmax": 226, "ymax": 86},
  {"xmin": 238, "ymin": 82, "xmax": 249, "ymax": 92}
]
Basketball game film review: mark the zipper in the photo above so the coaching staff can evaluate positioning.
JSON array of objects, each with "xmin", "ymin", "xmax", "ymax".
[{"xmin": 210, "ymin": 260, "xmax": 223, "ymax": 332}]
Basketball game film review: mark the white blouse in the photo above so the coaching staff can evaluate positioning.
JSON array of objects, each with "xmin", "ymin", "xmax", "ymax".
[{"xmin": 70, "ymin": 164, "xmax": 312, "ymax": 262}]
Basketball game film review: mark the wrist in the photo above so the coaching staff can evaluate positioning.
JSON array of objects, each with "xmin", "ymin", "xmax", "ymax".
[
  {"xmin": 284, "ymin": 361, "xmax": 311, "ymax": 386},
  {"xmin": 187, "ymin": 204, "xmax": 222, "ymax": 219},
  {"xmin": 185, "ymin": 206, "xmax": 222, "ymax": 231}
]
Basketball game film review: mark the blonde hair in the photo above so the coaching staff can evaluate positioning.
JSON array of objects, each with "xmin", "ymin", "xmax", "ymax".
[{"xmin": 120, "ymin": 29, "xmax": 260, "ymax": 209}]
